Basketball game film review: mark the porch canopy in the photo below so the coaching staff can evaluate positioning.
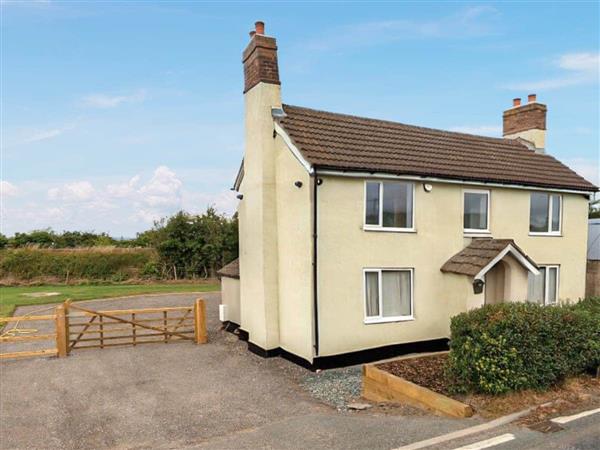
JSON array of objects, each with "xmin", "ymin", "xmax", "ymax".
[
  {"xmin": 217, "ymin": 258, "xmax": 240, "ymax": 279},
  {"xmin": 441, "ymin": 238, "xmax": 539, "ymax": 282}
]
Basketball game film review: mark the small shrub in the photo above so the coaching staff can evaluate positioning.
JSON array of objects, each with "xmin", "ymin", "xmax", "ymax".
[
  {"xmin": 140, "ymin": 261, "xmax": 161, "ymax": 279},
  {"xmin": 447, "ymin": 301, "xmax": 600, "ymax": 395}
]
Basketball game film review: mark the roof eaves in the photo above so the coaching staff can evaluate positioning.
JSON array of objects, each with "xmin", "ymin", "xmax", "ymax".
[
  {"xmin": 314, "ymin": 166, "xmax": 598, "ymax": 194},
  {"xmin": 233, "ymin": 159, "xmax": 244, "ymax": 192}
]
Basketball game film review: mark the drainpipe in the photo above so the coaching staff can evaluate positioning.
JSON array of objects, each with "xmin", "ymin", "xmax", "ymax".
[{"xmin": 312, "ymin": 171, "xmax": 320, "ymax": 356}]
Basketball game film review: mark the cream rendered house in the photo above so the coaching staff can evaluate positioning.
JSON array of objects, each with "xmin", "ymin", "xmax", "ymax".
[{"xmin": 218, "ymin": 22, "xmax": 598, "ymax": 369}]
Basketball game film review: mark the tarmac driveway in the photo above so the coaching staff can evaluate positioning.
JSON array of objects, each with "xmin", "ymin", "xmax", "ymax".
[{"xmin": 0, "ymin": 293, "xmax": 471, "ymax": 449}]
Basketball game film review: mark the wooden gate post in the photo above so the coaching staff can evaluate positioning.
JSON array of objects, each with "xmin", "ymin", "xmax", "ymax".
[
  {"xmin": 64, "ymin": 300, "xmax": 71, "ymax": 355},
  {"xmin": 194, "ymin": 299, "xmax": 207, "ymax": 344},
  {"xmin": 55, "ymin": 304, "xmax": 68, "ymax": 357}
]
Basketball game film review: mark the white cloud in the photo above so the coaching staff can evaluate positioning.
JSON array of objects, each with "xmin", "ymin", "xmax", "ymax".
[
  {"xmin": 48, "ymin": 181, "xmax": 95, "ymax": 201},
  {"xmin": 107, "ymin": 175, "xmax": 140, "ymax": 198},
  {"xmin": 181, "ymin": 189, "xmax": 238, "ymax": 217},
  {"xmin": 82, "ymin": 89, "xmax": 147, "ymax": 109},
  {"xmin": 138, "ymin": 166, "xmax": 182, "ymax": 208},
  {"xmin": 558, "ymin": 52, "xmax": 599, "ymax": 72},
  {"xmin": 448, "ymin": 125, "xmax": 502, "ymax": 137},
  {"xmin": 1, "ymin": 166, "xmax": 238, "ymax": 236},
  {"xmin": 22, "ymin": 124, "xmax": 74, "ymax": 144},
  {"xmin": 505, "ymin": 52, "xmax": 599, "ymax": 91},
  {"xmin": 0, "ymin": 180, "xmax": 18, "ymax": 198},
  {"xmin": 302, "ymin": 6, "xmax": 498, "ymax": 53}
]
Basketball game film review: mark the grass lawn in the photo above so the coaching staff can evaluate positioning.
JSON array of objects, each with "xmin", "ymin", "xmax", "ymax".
[{"xmin": 0, "ymin": 283, "xmax": 219, "ymax": 317}]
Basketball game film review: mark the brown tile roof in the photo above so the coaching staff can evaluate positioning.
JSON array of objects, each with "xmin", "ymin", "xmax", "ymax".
[
  {"xmin": 279, "ymin": 104, "xmax": 597, "ymax": 192},
  {"xmin": 217, "ymin": 258, "xmax": 239, "ymax": 279},
  {"xmin": 441, "ymin": 239, "xmax": 537, "ymax": 277}
]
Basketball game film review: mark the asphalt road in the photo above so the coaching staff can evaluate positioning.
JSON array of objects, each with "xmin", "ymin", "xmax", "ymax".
[
  {"xmin": 419, "ymin": 408, "xmax": 600, "ymax": 450},
  {"xmin": 1, "ymin": 293, "xmax": 598, "ymax": 449}
]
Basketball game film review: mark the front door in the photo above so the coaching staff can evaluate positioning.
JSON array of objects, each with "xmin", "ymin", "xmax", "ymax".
[{"xmin": 485, "ymin": 262, "xmax": 506, "ymax": 305}]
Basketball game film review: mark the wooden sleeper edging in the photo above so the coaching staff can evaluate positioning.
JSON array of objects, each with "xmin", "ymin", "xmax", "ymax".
[{"xmin": 362, "ymin": 364, "xmax": 474, "ymax": 418}]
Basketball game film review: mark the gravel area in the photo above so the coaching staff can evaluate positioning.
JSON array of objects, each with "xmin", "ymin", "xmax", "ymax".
[{"xmin": 301, "ymin": 366, "xmax": 363, "ymax": 410}]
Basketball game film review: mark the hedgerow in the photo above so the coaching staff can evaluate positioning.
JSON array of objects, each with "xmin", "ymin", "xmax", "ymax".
[
  {"xmin": 0, "ymin": 248, "xmax": 158, "ymax": 282},
  {"xmin": 447, "ymin": 299, "xmax": 600, "ymax": 395}
]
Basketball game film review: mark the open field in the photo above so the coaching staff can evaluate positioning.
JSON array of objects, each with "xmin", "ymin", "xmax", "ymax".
[{"xmin": 0, "ymin": 283, "xmax": 219, "ymax": 317}]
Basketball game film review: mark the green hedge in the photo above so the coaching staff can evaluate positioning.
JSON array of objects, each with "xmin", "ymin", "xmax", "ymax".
[
  {"xmin": 447, "ymin": 299, "xmax": 600, "ymax": 395},
  {"xmin": 0, "ymin": 248, "xmax": 159, "ymax": 282}
]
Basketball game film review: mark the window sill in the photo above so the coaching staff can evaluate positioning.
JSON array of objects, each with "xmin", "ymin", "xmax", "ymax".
[
  {"xmin": 363, "ymin": 226, "xmax": 416, "ymax": 233},
  {"xmin": 529, "ymin": 232, "xmax": 562, "ymax": 237},
  {"xmin": 464, "ymin": 230, "xmax": 491, "ymax": 237},
  {"xmin": 364, "ymin": 316, "xmax": 414, "ymax": 325}
]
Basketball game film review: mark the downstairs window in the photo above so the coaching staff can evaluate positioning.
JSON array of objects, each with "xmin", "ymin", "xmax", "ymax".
[
  {"xmin": 527, "ymin": 265, "xmax": 559, "ymax": 305},
  {"xmin": 364, "ymin": 269, "xmax": 413, "ymax": 323}
]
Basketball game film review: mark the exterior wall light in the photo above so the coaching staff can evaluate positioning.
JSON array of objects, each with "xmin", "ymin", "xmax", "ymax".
[
  {"xmin": 423, "ymin": 183, "xmax": 433, "ymax": 192},
  {"xmin": 473, "ymin": 279, "xmax": 485, "ymax": 294}
]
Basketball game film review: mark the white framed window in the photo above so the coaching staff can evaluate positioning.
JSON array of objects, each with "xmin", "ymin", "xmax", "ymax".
[
  {"xmin": 529, "ymin": 193, "xmax": 561, "ymax": 235},
  {"xmin": 364, "ymin": 181, "xmax": 415, "ymax": 231},
  {"xmin": 363, "ymin": 268, "xmax": 414, "ymax": 323},
  {"xmin": 463, "ymin": 189, "xmax": 490, "ymax": 233},
  {"xmin": 527, "ymin": 265, "xmax": 559, "ymax": 305}
]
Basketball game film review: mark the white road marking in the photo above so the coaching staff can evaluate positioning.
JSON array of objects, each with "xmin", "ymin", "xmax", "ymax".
[
  {"xmin": 393, "ymin": 408, "xmax": 531, "ymax": 450},
  {"xmin": 551, "ymin": 407, "xmax": 600, "ymax": 424},
  {"xmin": 451, "ymin": 433, "xmax": 515, "ymax": 450}
]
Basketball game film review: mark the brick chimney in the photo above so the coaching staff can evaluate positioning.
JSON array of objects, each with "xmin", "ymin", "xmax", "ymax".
[
  {"xmin": 503, "ymin": 94, "xmax": 547, "ymax": 152},
  {"xmin": 238, "ymin": 22, "xmax": 282, "ymax": 353},
  {"xmin": 242, "ymin": 21, "xmax": 280, "ymax": 93}
]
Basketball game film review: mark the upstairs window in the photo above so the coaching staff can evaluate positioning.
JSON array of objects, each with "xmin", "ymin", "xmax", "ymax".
[
  {"xmin": 530, "ymin": 193, "xmax": 561, "ymax": 234},
  {"xmin": 527, "ymin": 265, "xmax": 559, "ymax": 305},
  {"xmin": 365, "ymin": 181, "xmax": 414, "ymax": 230},
  {"xmin": 463, "ymin": 190, "xmax": 490, "ymax": 232}
]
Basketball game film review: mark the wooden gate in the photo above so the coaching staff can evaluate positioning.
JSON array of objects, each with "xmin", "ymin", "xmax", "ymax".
[
  {"xmin": 64, "ymin": 299, "xmax": 207, "ymax": 354},
  {"xmin": 0, "ymin": 312, "xmax": 59, "ymax": 360},
  {"xmin": 1, "ymin": 299, "xmax": 207, "ymax": 360}
]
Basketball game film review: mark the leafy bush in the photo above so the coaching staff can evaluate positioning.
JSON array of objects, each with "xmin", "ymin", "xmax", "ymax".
[
  {"xmin": 144, "ymin": 208, "xmax": 238, "ymax": 279},
  {"xmin": 0, "ymin": 248, "xmax": 158, "ymax": 282},
  {"xmin": 573, "ymin": 296, "xmax": 600, "ymax": 316},
  {"xmin": 140, "ymin": 261, "xmax": 161, "ymax": 279},
  {"xmin": 447, "ymin": 301, "xmax": 600, "ymax": 395}
]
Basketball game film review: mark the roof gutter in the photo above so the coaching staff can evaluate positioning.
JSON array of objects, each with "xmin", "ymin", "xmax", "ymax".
[{"xmin": 316, "ymin": 169, "xmax": 595, "ymax": 196}]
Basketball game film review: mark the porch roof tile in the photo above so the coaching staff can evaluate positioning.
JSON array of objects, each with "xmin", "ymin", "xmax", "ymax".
[
  {"xmin": 440, "ymin": 238, "xmax": 537, "ymax": 277},
  {"xmin": 217, "ymin": 258, "xmax": 240, "ymax": 279}
]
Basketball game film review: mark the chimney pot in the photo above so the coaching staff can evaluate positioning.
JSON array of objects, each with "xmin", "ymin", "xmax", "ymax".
[
  {"xmin": 249, "ymin": 30, "xmax": 256, "ymax": 38},
  {"xmin": 528, "ymin": 93, "xmax": 537, "ymax": 103},
  {"xmin": 255, "ymin": 21, "xmax": 265, "ymax": 35},
  {"xmin": 513, "ymin": 98, "xmax": 521, "ymax": 107}
]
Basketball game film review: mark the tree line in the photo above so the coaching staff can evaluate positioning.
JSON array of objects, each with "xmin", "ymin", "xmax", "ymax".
[{"xmin": 0, "ymin": 207, "xmax": 238, "ymax": 280}]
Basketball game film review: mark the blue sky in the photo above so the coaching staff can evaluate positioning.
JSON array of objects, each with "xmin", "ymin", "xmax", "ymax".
[{"xmin": 1, "ymin": 1, "xmax": 598, "ymax": 237}]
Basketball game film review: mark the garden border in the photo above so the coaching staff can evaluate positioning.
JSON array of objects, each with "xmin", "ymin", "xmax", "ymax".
[{"xmin": 362, "ymin": 353, "xmax": 474, "ymax": 418}]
